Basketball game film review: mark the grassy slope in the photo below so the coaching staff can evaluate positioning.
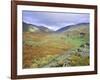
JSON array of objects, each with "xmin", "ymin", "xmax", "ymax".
[{"xmin": 23, "ymin": 25, "xmax": 89, "ymax": 68}]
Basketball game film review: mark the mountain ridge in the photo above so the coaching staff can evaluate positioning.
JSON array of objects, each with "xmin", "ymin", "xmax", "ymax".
[
  {"xmin": 23, "ymin": 22, "xmax": 89, "ymax": 33},
  {"xmin": 56, "ymin": 23, "xmax": 89, "ymax": 32},
  {"xmin": 23, "ymin": 22, "xmax": 53, "ymax": 33}
]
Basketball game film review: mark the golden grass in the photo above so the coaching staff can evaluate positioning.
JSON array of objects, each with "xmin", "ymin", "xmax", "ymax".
[
  {"xmin": 23, "ymin": 26, "xmax": 89, "ymax": 68},
  {"xmin": 23, "ymin": 32, "xmax": 72, "ymax": 68}
]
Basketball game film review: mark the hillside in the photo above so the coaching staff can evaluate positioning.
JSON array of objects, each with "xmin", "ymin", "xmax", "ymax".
[
  {"xmin": 23, "ymin": 23, "xmax": 90, "ymax": 68},
  {"xmin": 23, "ymin": 22, "xmax": 53, "ymax": 33}
]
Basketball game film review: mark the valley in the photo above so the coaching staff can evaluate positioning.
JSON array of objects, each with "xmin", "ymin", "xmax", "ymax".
[{"xmin": 23, "ymin": 22, "xmax": 90, "ymax": 68}]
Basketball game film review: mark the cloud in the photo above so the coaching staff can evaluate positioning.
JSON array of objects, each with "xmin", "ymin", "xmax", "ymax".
[{"xmin": 22, "ymin": 11, "xmax": 90, "ymax": 31}]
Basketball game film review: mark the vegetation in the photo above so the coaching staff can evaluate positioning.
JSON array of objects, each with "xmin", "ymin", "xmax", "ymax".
[
  {"xmin": 23, "ymin": 24, "xmax": 90, "ymax": 68},
  {"xmin": 67, "ymin": 53, "xmax": 89, "ymax": 66}
]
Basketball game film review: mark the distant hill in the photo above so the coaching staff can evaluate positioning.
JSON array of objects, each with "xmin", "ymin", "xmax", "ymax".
[
  {"xmin": 55, "ymin": 23, "xmax": 89, "ymax": 37},
  {"xmin": 23, "ymin": 22, "xmax": 53, "ymax": 33},
  {"xmin": 23, "ymin": 22, "xmax": 89, "ymax": 36},
  {"xmin": 56, "ymin": 23, "xmax": 89, "ymax": 33}
]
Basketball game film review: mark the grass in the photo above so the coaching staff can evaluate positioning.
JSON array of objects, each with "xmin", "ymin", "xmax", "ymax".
[
  {"xmin": 23, "ymin": 28, "xmax": 89, "ymax": 68},
  {"xmin": 67, "ymin": 53, "xmax": 89, "ymax": 66},
  {"xmin": 32, "ymin": 54, "xmax": 58, "ymax": 68}
]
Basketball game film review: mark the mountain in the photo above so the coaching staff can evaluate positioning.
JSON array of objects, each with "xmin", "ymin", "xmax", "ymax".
[
  {"xmin": 56, "ymin": 23, "xmax": 89, "ymax": 33},
  {"xmin": 55, "ymin": 23, "xmax": 89, "ymax": 37},
  {"xmin": 23, "ymin": 22, "xmax": 53, "ymax": 33},
  {"xmin": 23, "ymin": 22, "xmax": 89, "ymax": 36}
]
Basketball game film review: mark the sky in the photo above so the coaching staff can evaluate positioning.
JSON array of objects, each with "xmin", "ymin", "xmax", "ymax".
[{"xmin": 22, "ymin": 11, "xmax": 90, "ymax": 31}]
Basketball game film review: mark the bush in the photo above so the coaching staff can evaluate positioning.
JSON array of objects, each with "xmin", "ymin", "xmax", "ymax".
[{"xmin": 68, "ymin": 53, "xmax": 89, "ymax": 66}]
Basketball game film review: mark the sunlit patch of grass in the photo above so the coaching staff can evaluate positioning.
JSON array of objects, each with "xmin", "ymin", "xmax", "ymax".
[{"xmin": 32, "ymin": 55, "xmax": 58, "ymax": 68}]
